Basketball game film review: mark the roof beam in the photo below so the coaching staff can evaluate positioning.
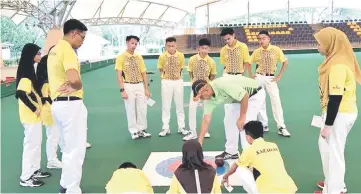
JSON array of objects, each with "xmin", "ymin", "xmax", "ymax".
[
  {"xmin": 139, "ymin": 2, "xmax": 151, "ymax": 18},
  {"xmin": 80, "ymin": 17, "xmax": 178, "ymax": 28},
  {"xmin": 117, "ymin": 0, "xmax": 129, "ymax": 18}
]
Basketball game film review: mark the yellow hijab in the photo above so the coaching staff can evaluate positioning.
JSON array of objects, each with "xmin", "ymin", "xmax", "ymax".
[{"xmin": 314, "ymin": 27, "xmax": 361, "ymax": 110}]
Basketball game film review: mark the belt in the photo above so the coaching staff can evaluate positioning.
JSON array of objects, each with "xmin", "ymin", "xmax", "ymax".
[
  {"xmin": 54, "ymin": 96, "xmax": 82, "ymax": 101},
  {"xmin": 124, "ymin": 81, "xmax": 142, "ymax": 84},
  {"xmin": 250, "ymin": 86, "xmax": 263, "ymax": 97},
  {"xmin": 226, "ymin": 72, "xmax": 243, "ymax": 75},
  {"xmin": 257, "ymin": 73, "xmax": 274, "ymax": 76}
]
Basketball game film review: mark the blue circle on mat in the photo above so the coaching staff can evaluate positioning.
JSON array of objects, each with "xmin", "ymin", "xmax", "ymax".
[{"xmin": 155, "ymin": 156, "xmax": 230, "ymax": 178}]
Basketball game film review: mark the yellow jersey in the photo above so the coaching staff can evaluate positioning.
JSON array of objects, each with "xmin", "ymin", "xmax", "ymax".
[
  {"xmin": 115, "ymin": 51, "xmax": 147, "ymax": 83},
  {"xmin": 187, "ymin": 54, "xmax": 217, "ymax": 83},
  {"xmin": 47, "ymin": 39, "xmax": 82, "ymax": 100},
  {"xmin": 40, "ymin": 83, "xmax": 54, "ymax": 126},
  {"xmin": 237, "ymin": 138, "xmax": 298, "ymax": 193},
  {"xmin": 157, "ymin": 51, "xmax": 185, "ymax": 80},
  {"xmin": 250, "ymin": 44, "xmax": 287, "ymax": 75},
  {"xmin": 105, "ymin": 168, "xmax": 153, "ymax": 193},
  {"xmin": 220, "ymin": 40, "xmax": 250, "ymax": 74},
  {"xmin": 323, "ymin": 64, "xmax": 358, "ymax": 113},
  {"xmin": 17, "ymin": 78, "xmax": 42, "ymax": 124}
]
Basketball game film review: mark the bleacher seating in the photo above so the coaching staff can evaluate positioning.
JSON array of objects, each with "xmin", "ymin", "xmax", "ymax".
[
  {"xmin": 322, "ymin": 21, "xmax": 361, "ymax": 43},
  {"xmin": 180, "ymin": 21, "xmax": 361, "ymax": 53}
]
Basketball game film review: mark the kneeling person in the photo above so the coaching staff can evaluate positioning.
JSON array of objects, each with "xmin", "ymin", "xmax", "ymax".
[
  {"xmin": 193, "ymin": 75, "xmax": 266, "ymax": 159},
  {"xmin": 222, "ymin": 121, "xmax": 297, "ymax": 193},
  {"xmin": 105, "ymin": 162, "xmax": 154, "ymax": 193}
]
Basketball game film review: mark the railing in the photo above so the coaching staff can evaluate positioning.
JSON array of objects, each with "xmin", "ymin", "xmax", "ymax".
[{"xmin": 1, "ymin": 58, "xmax": 115, "ymax": 98}]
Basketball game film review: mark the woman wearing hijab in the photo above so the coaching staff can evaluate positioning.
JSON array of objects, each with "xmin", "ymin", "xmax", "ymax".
[
  {"xmin": 16, "ymin": 43, "xmax": 51, "ymax": 187},
  {"xmin": 36, "ymin": 46, "xmax": 63, "ymax": 169},
  {"xmin": 167, "ymin": 139, "xmax": 221, "ymax": 193},
  {"xmin": 314, "ymin": 27, "xmax": 361, "ymax": 194}
]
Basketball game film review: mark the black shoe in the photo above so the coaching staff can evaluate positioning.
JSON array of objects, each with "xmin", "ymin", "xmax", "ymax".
[
  {"xmin": 59, "ymin": 185, "xmax": 67, "ymax": 193},
  {"xmin": 33, "ymin": 169, "xmax": 51, "ymax": 178},
  {"xmin": 215, "ymin": 151, "xmax": 239, "ymax": 160},
  {"xmin": 138, "ymin": 130, "xmax": 151, "ymax": 138},
  {"xmin": 20, "ymin": 177, "xmax": 44, "ymax": 187}
]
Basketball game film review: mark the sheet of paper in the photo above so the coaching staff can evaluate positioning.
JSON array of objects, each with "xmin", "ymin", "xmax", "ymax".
[
  {"xmin": 311, "ymin": 115, "xmax": 323, "ymax": 128},
  {"xmin": 224, "ymin": 184, "xmax": 234, "ymax": 192},
  {"xmin": 147, "ymin": 98, "xmax": 155, "ymax": 106},
  {"xmin": 183, "ymin": 82, "xmax": 192, "ymax": 87}
]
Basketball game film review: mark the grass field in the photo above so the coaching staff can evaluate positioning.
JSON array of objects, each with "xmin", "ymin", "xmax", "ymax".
[{"xmin": 1, "ymin": 52, "xmax": 361, "ymax": 193}]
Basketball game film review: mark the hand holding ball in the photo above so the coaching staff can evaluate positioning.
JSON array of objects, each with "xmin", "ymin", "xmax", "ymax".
[{"xmin": 215, "ymin": 157, "xmax": 224, "ymax": 167}]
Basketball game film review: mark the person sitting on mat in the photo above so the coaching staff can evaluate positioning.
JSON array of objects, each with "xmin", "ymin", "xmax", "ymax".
[
  {"xmin": 222, "ymin": 121, "xmax": 297, "ymax": 193},
  {"xmin": 167, "ymin": 139, "xmax": 221, "ymax": 193},
  {"xmin": 105, "ymin": 162, "xmax": 153, "ymax": 193}
]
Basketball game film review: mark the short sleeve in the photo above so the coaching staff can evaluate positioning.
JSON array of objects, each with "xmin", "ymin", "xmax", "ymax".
[
  {"xmin": 17, "ymin": 78, "xmax": 32, "ymax": 94},
  {"xmin": 204, "ymin": 100, "xmax": 217, "ymax": 114},
  {"xmin": 242, "ymin": 44, "xmax": 250, "ymax": 64},
  {"xmin": 138, "ymin": 55, "xmax": 147, "ymax": 73},
  {"xmin": 278, "ymin": 47, "xmax": 287, "ymax": 63},
  {"xmin": 220, "ymin": 47, "xmax": 226, "ymax": 65},
  {"xmin": 329, "ymin": 65, "xmax": 347, "ymax": 95},
  {"xmin": 167, "ymin": 175, "xmax": 181, "ymax": 193},
  {"xmin": 224, "ymin": 85, "xmax": 247, "ymax": 102},
  {"xmin": 63, "ymin": 47, "xmax": 79, "ymax": 72},
  {"xmin": 236, "ymin": 146, "xmax": 253, "ymax": 167},
  {"xmin": 210, "ymin": 59, "xmax": 217, "ymax": 74},
  {"xmin": 115, "ymin": 55, "xmax": 124, "ymax": 71},
  {"xmin": 179, "ymin": 53, "xmax": 185, "ymax": 69},
  {"xmin": 249, "ymin": 50, "xmax": 259, "ymax": 64},
  {"xmin": 212, "ymin": 176, "xmax": 222, "ymax": 193},
  {"xmin": 187, "ymin": 57, "xmax": 194, "ymax": 72},
  {"xmin": 157, "ymin": 54, "xmax": 165, "ymax": 69}
]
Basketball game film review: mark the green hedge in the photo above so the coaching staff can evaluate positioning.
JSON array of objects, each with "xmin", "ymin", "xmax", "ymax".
[{"xmin": 1, "ymin": 59, "xmax": 115, "ymax": 98}]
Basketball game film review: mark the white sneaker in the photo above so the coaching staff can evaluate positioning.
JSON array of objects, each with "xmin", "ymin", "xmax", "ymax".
[
  {"xmin": 183, "ymin": 132, "xmax": 197, "ymax": 141},
  {"xmin": 138, "ymin": 130, "xmax": 151, "ymax": 138},
  {"xmin": 204, "ymin": 132, "xmax": 210, "ymax": 138},
  {"xmin": 159, "ymin": 129, "xmax": 170, "ymax": 137},
  {"xmin": 278, "ymin": 127, "xmax": 291, "ymax": 137},
  {"xmin": 178, "ymin": 128, "xmax": 189, "ymax": 136},
  {"xmin": 47, "ymin": 160, "xmax": 63, "ymax": 169},
  {"xmin": 263, "ymin": 126, "xmax": 269, "ymax": 132},
  {"xmin": 86, "ymin": 142, "xmax": 91, "ymax": 148},
  {"xmin": 131, "ymin": 133, "xmax": 139, "ymax": 139}
]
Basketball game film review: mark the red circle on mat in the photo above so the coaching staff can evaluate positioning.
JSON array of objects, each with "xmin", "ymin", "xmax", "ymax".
[{"xmin": 168, "ymin": 160, "xmax": 182, "ymax": 172}]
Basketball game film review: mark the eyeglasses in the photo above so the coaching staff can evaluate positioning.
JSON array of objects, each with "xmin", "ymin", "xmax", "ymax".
[{"xmin": 77, "ymin": 32, "xmax": 85, "ymax": 40}]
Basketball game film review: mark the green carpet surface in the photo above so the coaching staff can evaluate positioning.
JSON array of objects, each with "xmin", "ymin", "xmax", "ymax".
[{"xmin": 1, "ymin": 52, "xmax": 361, "ymax": 193}]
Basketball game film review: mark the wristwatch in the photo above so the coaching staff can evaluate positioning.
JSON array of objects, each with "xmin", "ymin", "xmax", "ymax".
[{"xmin": 120, "ymin": 88, "xmax": 125, "ymax": 92}]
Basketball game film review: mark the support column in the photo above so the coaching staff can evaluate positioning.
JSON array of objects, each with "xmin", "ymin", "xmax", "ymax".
[{"xmin": 43, "ymin": 28, "xmax": 63, "ymax": 54}]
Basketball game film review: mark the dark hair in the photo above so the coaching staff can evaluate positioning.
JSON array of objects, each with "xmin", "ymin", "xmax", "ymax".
[
  {"xmin": 126, "ymin": 35, "xmax": 140, "ymax": 42},
  {"xmin": 192, "ymin": 79, "xmax": 207, "ymax": 97},
  {"xmin": 220, "ymin": 28, "xmax": 234, "ymax": 36},
  {"xmin": 63, "ymin": 19, "xmax": 88, "ymax": 35},
  {"xmin": 36, "ymin": 46, "xmax": 55, "ymax": 89},
  {"xmin": 15, "ymin": 43, "xmax": 42, "ymax": 98},
  {"xmin": 119, "ymin": 162, "xmax": 137, "ymax": 169},
  {"xmin": 166, "ymin": 37, "xmax": 176, "ymax": 43},
  {"xmin": 244, "ymin": 121, "xmax": 264, "ymax": 139},
  {"xmin": 258, "ymin": 30, "xmax": 269, "ymax": 37},
  {"xmin": 199, "ymin": 38, "xmax": 211, "ymax": 46}
]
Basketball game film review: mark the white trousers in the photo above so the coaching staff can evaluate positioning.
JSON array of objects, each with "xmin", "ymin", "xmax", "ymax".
[
  {"xmin": 188, "ymin": 92, "xmax": 204, "ymax": 134},
  {"xmin": 255, "ymin": 74, "xmax": 286, "ymax": 129},
  {"xmin": 45, "ymin": 125, "xmax": 59, "ymax": 162},
  {"xmin": 124, "ymin": 83, "xmax": 147, "ymax": 133},
  {"xmin": 224, "ymin": 89, "xmax": 266, "ymax": 154},
  {"xmin": 318, "ymin": 112, "xmax": 357, "ymax": 194},
  {"xmin": 234, "ymin": 166, "xmax": 258, "ymax": 194},
  {"xmin": 161, "ymin": 79, "xmax": 185, "ymax": 130},
  {"xmin": 52, "ymin": 100, "xmax": 88, "ymax": 194},
  {"xmin": 20, "ymin": 122, "xmax": 43, "ymax": 181}
]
